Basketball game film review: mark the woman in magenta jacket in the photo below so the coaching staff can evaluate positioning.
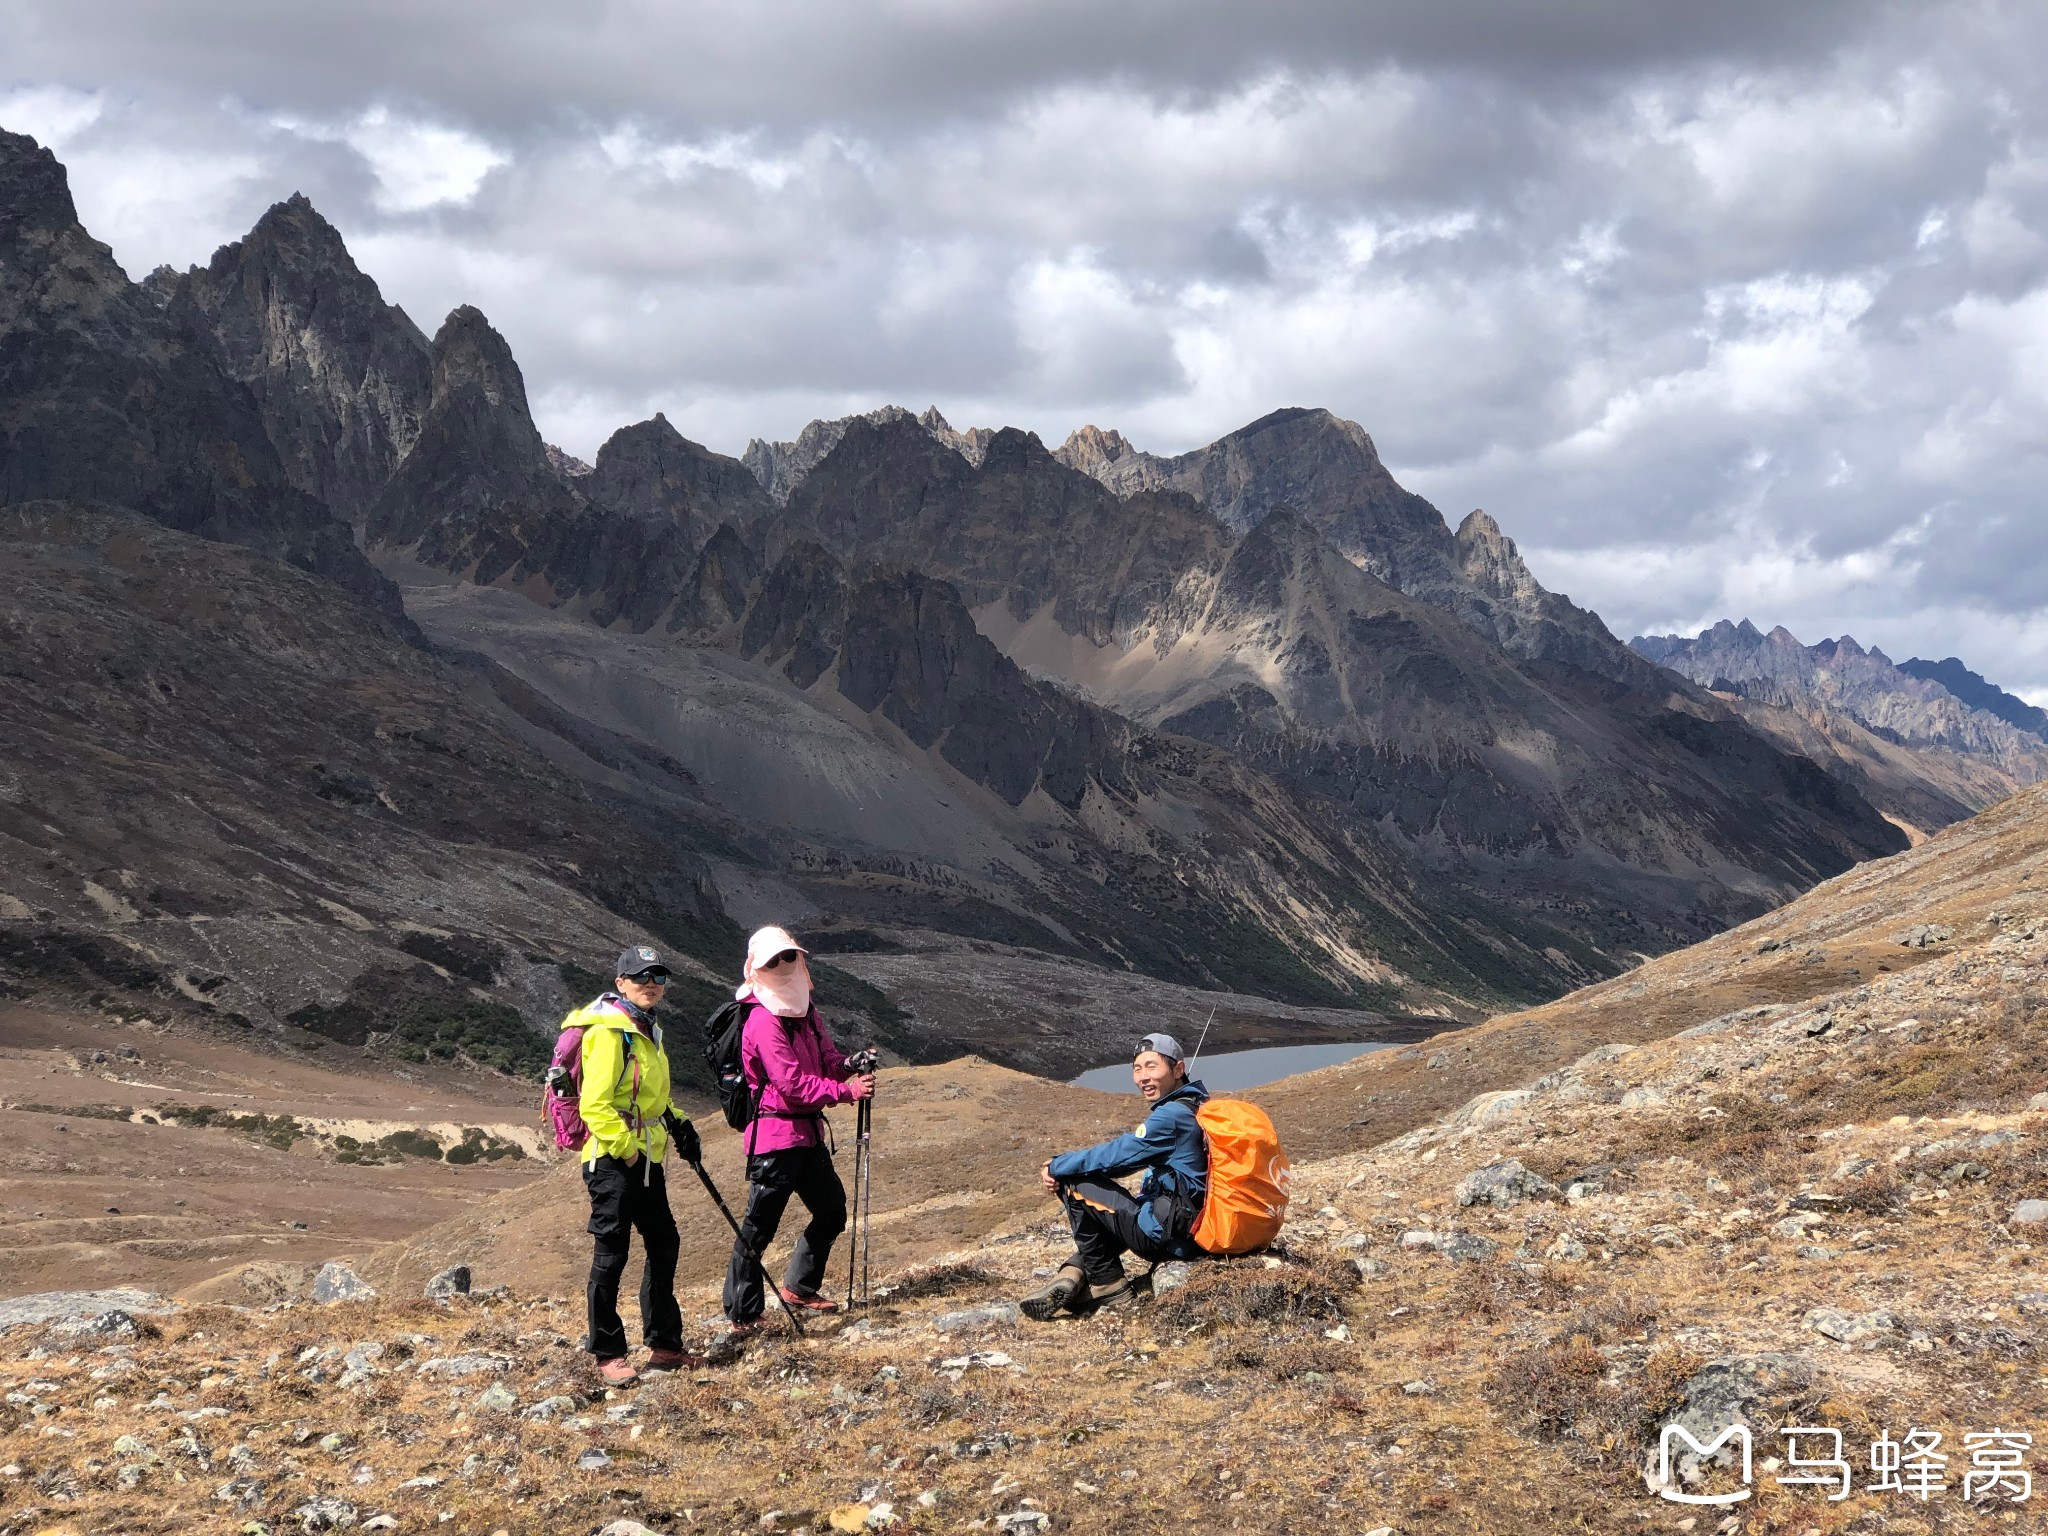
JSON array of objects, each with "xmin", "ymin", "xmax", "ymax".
[{"xmin": 721, "ymin": 925, "xmax": 875, "ymax": 1329}]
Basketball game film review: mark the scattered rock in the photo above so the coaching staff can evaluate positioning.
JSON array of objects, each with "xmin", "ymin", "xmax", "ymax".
[
  {"xmin": 931, "ymin": 1302, "xmax": 1020, "ymax": 1334},
  {"xmin": 1347, "ymin": 1256, "xmax": 1391, "ymax": 1279},
  {"xmin": 311, "ymin": 1263, "xmax": 376, "ymax": 1305},
  {"xmin": 2011, "ymin": 1200, "xmax": 2048, "ymax": 1225},
  {"xmin": 595, "ymin": 1523, "xmax": 668, "ymax": 1536},
  {"xmin": 424, "ymin": 1265, "xmax": 472, "ymax": 1300},
  {"xmin": 1897, "ymin": 923, "xmax": 1954, "ymax": 948},
  {"xmin": 416, "ymin": 1353, "xmax": 511, "ymax": 1377},
  {"xmin": 2027, "ymin": 1093, "xmax": 2048, "ymax": 1113},
  {"xmin": 1149, "ymin": 1262, "xmax": 1192, "ymax": 1295},
  {"xmin": 360, "ymin": 1520, "xmax": 398, "ymax": 1533},
  {"xmin": 1402, "ymin": 1379, "xmax": 1435, "ymax": 1395},
  {"xmin": 577, "ymin": 1448, "xmax": 612, "ymax": 1471},
  {"xmin": 1545, "ymin": 1235, "xmax": 1589, "ymax": 1262},
  {"xmin": 523, "ymin": 1395, "xmax": 578, "ymax": 1421},
  {"xmin": 292, "ymin": 1496, "xmax": 357, "ymax": 1532},
  {"xmin": 1805, "ymin": 1307, "xmax": 1895, "ymax": 1342},
  {"xmin": 477, "ymin": 1382, "xmax": 518, "ymax": 1413},
  {"xmin": 1456, "ymin": 1159, "xmax": 1563, "ymax": 1209},
  {"xmin": 1438, "ymin": 1232, "xmax": 1500, "ymax": 1262},
  {"xmin": 1399, "ymin": 1230, "xmax": 1439, "ymax": 1250},
  {"xmin": 1450, "ymin": 1088, "xmax": 1533, "ymax": 1127},
  {"xmin": 1619, "ymin": 1087, "xmax": 1665, "ymax": 1110}
]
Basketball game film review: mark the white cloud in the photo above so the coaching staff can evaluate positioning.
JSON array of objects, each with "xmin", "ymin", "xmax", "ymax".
[{"xmin": 5, "ymin": 0, "xmax": 2048, "ymax": 694}]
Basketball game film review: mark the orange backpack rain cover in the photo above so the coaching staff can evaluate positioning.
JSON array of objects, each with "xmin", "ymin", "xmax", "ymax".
[{"xmin": 1190, "ymin": 1099, "xmax": 1292, "ymax": 1255}]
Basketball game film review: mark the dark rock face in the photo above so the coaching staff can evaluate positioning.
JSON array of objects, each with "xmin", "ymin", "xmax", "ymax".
[
  {"xmin": 1899, "ymin": 656, "xmax": 2048, "ymax": 741},
  {"xmin": 163, "ymin": 194, "xmax": 433, "ymax": 523},
  {"xmin": 585, "ymin": 413, "xmax": 773, "ymax": 553},
  {"xmin": 0, "ymin": 131, "xmax": 405, "ymax": 626},
  {"xmin": 366, "ymin": 305, "xmax": 581, "ymax": 571}
]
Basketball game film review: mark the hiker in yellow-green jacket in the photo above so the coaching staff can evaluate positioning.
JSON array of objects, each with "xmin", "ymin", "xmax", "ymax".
[{"xmin": 571, "ymin": 943, "xmax": 701, "ymax": 1387}]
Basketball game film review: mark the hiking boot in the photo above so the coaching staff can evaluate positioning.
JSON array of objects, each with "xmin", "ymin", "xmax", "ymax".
[
  {"xmin": 778, "ymin": 1285, "xmax": 839, "ymax": 1314},
  {"xmin": 1083, "ymin": 1276, "xmax": 1135, "ymax": 1312},
  {"xmin": 726, "ymin": 1317, "xmax": 766, "ymax": 1339},
  {"xmin": 644, "ymin": 1347, "xmax": 706, "ymax": 1373},
  {"xmin": 1020, "ymin": 1264, "xmax": 1087, "ymax": 1321},
  {"xmin": 596, "ymin": 1356, "xmax": 639, "ymax": 1387}
]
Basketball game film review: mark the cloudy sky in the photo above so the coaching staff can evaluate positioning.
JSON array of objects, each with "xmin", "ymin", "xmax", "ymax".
[{"xmin": 6, "ymin": 1, "xmax": 2047, "ymax": 698}]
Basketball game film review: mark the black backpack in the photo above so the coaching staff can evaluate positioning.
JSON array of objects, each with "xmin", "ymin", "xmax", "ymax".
[{"xmin": 702, "ymin": 998, "xmax": 755, "ymax": 1131}]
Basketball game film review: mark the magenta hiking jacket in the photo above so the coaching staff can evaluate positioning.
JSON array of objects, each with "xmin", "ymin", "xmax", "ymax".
[{"xmin": 741, "ymin": 1002, "xmax": 856, "ymax": 1154}]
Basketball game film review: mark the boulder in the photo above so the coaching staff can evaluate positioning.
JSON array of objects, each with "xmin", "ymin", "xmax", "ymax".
[
  {"xmin": 0, "ymin": 1288, "xmax": 170, "ymax": 1331},
  {"xmin": 1805, "ymin": 1307, "xmax": 1895, "ymax": 1342},
  {"xmin": 1438, "ymin": 1232, "xmax": 1500, "ymax": 1262},
  {"xmin": 2010, "ymin": 1200, "xmax": 2048, "ymax": 1225},
  {"xmin": 424, "ymin": 1265, "xmax": 472, "ymax": 1300},
  {"xmin": 311, "ymin": 1262, "xmax": 376, "ymax": 1305},
  {"xmin": 1456, "ymin": 1159, "xmax": 1562, "ymax": 1209},
  {"xmin": 1148, "ymin": 1262, "xmax": 1192, "ymax": 1295},
  {"xmin": 931, "ymin": 1302, "xmax": 1021, "ymax": 1334}
]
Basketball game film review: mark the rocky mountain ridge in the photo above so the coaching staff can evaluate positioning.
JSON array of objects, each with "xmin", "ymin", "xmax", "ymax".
[{"xmin": 1634, "ymin": 620, "xmax": 2048, "ymax": 831}]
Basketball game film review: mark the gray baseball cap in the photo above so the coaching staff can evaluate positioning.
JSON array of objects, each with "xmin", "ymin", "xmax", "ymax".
[
  {"xmin": 1135, "ymin": 1032, "xmax": 1185, "ymax": 1063},
  {"xmin": 615, "ymin": 943, "xmax": 666, "ymax": 978}
]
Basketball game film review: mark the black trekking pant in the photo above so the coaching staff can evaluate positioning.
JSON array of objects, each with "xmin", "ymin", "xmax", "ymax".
[
  {"xmin": 1058, "ymin": 1178, "xmax": 1176, "ymax": 1284},
  {"xmin": 722, "ymin": 1144, "xmax": 846, "ymax": 1322},
  {"xmin": 584, "ymin": 1154, "xmax": 683, "ymax": 1358}
]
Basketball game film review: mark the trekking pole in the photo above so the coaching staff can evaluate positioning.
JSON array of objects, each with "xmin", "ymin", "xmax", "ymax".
[
  {"xmin": 685, "ymin": 1154, "xmax": 806, "ymax": 1338},
  {"xmin": 846, "ymin": 1093, "xmax": 871, "ymax": 1307},
  {"xmin": 857, "ymin": 1092, "xmax": 874, "ymax": 1306}
]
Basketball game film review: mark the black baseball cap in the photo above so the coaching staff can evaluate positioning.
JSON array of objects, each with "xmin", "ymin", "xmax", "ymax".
[{"xmin": 615, "ymin": 944, "xmax": 666, "ymax": 978}]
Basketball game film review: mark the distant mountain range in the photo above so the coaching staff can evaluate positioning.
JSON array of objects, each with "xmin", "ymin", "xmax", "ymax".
[
  {"xmin": 3, "ymin": 125, "xmax": 1986, "ymax": 1071},
  {"xmin": 1632, "ymin": 620, "xmax": 2048, "ymax": 837}
]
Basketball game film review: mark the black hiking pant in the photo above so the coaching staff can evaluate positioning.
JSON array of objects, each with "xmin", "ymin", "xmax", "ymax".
[
  {"xmin": 722, "ymin": 1144, "xmax": 846, "ymax": 1322},
  {"xmin": 1057, "ymin": 1178, "xmax": 1177, "ymax": 1284},
  {"xmin": 584, "ymin": 1154, "xmax": 683, "ymax": 1358}
]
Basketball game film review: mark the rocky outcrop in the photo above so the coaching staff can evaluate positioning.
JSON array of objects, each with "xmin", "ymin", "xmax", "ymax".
[
  {"xmin": 1051, "ymin": 424, "xmax": 1140, "ymax": 479},
  {"xmin": 583, "ymin": 412, "xmax": 772, "ymax": 553},
  {"xmin": 365, "ymin": 305, "xmax": 582, "ymax": 571},
  {"xmin": 743, "ymin": 404, "xmax": 994, "ymax": 503},
  {"xmin": 1899, "ymin": 655, "xmax": 2048, "ymax": 741},
  {"xmin": 1053, "ymin": 407, "xmax": 1658, "ymax": 686},
  {"xmin": 158, "ymin": 194, "xmax": 434, "ymax": 523},
  {"xmin": 1634, "ymin": 621, "xmax": 2048, "ymax": 785},
  {"xmin": 0, "ymin": 131, "xmax": 405, "ymax": 625}
]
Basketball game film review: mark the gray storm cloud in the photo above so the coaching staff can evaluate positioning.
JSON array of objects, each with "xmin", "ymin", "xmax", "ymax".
[{"xmin": 3, "ymin": 0, "xmax": 2045, "ymax": 697}]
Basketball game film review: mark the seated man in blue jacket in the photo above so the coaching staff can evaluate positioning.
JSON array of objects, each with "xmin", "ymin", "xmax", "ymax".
[{"xmin": 1022, "ymin": 1032, "xmax": 1209, "ymax": 1319}]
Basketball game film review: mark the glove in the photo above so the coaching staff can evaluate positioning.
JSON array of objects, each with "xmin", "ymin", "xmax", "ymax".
[{"xmin": 665, "ymin": 1110, "xmax": 701, "ymax": 1164}]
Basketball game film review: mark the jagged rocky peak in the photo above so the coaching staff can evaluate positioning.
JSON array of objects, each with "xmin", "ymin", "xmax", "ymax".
[
  {"xmin": 584, "ymin": 411, "xmax": 773, "ymax": 548},
  {"xmin": 1452, "ymin": 509, "xmax": 1543, "ymax": 603},
  {"xmin": 1630, "ymin": 620, "xmax": 2048, "ymax": 775},
  {"xmin": 1053, "ymin": 424, "xmax": 1140, "ymax": 477},
  {"xmin": 1900, "ymin": 656, "xmax": 2048, "ymax": 741},
  {"xmin": 430, "ymin": 305, "xmax": 534, "ymax": 421},
  {"xmin": 167, "ymin": 190, "xmax": 434, "ymax": 521},
  {"xmin": 744, "ymin": 403, "xmax": 996, "ymax": 502},
  {"xmin": 545, "ymin": 443, "xmax": 593, "ymax": 480},
  {"xmin": 0, "ymin": 128, "xmax": 85, "ymax": 248}
]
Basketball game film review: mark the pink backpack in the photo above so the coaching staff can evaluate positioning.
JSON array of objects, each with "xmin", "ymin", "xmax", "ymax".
[{"xmin": 541, "ymin": 1012, "xmax": 639, "ymax": 1152}]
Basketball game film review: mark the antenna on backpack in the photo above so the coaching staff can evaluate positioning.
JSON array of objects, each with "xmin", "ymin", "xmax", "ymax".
[{"xmin": 1186, "ymin": 1006, "xmax": 1217, "ymax": 1077}]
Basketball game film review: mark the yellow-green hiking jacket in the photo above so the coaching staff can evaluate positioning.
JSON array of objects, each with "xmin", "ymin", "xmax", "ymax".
[{"xmin": 571, "ymin": 996, "xmax": 676, "ymax": 1166}]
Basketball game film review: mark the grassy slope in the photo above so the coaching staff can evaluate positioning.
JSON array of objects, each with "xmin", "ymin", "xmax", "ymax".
[{"xmin": 3, "ymin": 783, "xmax": 2045, "ymax": 1532}]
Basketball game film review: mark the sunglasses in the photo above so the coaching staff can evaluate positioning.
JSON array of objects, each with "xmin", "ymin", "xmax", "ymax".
[
  {"xmin": 627, "ymin": 969, "xmax": 672, "ymax": 986},
  {"xmin": 761, "ymin": 949, "xmax": 802, "ymax": 971}
]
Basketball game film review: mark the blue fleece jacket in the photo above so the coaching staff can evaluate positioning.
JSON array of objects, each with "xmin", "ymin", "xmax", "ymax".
[{"xmin": 1048, "ymin": 1080, "xmax": 1210, "ymax": 1248}]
